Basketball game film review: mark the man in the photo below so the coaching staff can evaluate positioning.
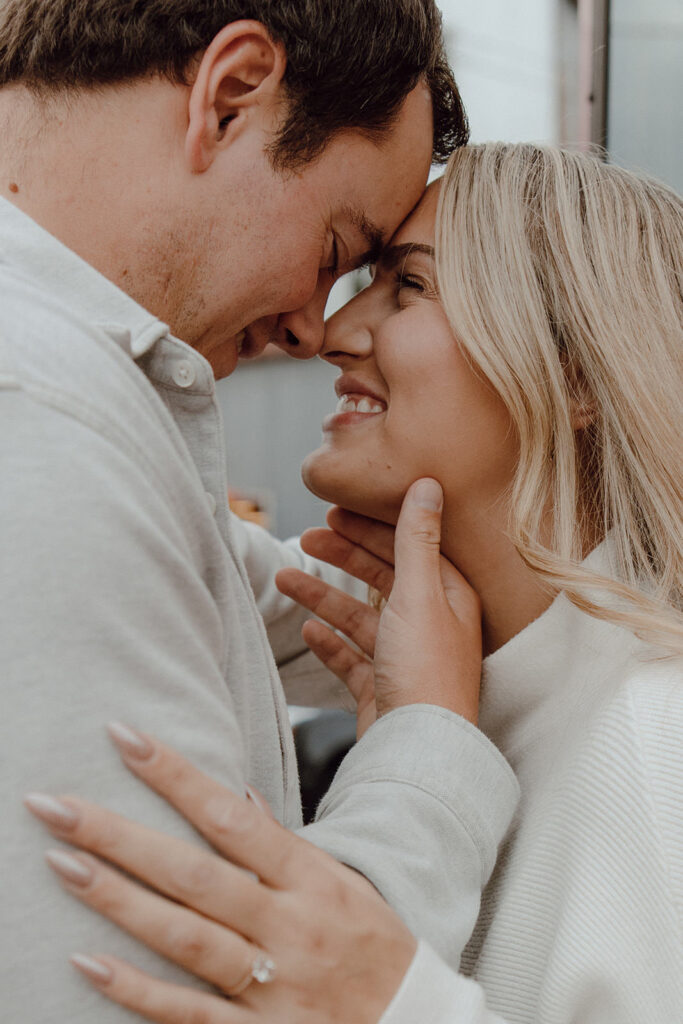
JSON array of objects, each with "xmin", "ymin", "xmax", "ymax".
[{"xmin": 0, "ymin": 2, "xmax": 483, "ymax": 1019}]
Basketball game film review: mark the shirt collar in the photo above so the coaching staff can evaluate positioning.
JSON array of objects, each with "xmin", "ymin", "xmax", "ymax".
[{"xmin": 0, "ymin": 195, "xmax": 169, "ymax": 358}]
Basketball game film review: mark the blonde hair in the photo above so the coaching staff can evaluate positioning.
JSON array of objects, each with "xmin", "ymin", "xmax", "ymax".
[{"xmin": 436, "ymin": 143, "xmax": 683, "ymax": 654}]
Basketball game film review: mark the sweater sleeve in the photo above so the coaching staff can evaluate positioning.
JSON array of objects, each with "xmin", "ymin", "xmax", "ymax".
[
  {"xmin": 381, "ymin": 942, "xmax": 508, "ymax": 1024},
  {"xmin": 378, "ymin": 665, "xmax": 683, "ymax": 1024},
  {"xmin": 301, "ymin": 706, "xmax": 520, "ymax": 969}
]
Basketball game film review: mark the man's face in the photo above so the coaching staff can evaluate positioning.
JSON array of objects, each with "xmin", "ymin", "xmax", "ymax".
[{"xmin": 176, "ymin": 83, "xmax": 434, "ymax": 378}]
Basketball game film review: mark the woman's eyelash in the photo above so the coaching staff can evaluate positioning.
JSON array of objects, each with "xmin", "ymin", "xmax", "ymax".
[{"xmin": 395, "ymin": 272, "xmax": 424, "ymax": 292}]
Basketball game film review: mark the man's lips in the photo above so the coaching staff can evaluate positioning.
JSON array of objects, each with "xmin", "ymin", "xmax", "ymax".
[{"xmin": 237, "ymin": 327, "xmax": 269, "ymax": 359}]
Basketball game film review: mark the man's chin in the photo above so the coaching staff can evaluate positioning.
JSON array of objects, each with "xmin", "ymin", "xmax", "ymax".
[{"xmin": 209, "ymin": 348, "xmax": 240, "ymax": 380}]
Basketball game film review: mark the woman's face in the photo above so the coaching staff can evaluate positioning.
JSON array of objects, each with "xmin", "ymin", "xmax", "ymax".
[{"xmin": 302, "ymin": 182, "xmax": 518, "ymax": 525}]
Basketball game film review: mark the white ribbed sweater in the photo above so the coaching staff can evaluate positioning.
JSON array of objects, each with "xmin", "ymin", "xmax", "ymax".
[{"xmin": 382, "ymin": 545, "xmax": 683, "ymax": 1024}]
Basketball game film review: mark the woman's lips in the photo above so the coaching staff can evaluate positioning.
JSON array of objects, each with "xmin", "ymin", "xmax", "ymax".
[
  {"xmin": 323, "ymin": 392, "xmax": 387, "ymax": 432},
  {"xmin": 334, "ymin": 375, "xmax": 387, "ymax": 407}
]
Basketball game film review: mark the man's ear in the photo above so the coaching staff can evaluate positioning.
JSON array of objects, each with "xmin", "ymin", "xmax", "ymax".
[{"xmin": 185, "ymin": 20, "xmax": 286, "ymax": 173}]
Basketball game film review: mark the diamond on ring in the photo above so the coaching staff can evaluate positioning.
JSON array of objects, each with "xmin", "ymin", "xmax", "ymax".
[{"xmin": 251, "ymin": 953, "xmax": 277, "ymax": 984}]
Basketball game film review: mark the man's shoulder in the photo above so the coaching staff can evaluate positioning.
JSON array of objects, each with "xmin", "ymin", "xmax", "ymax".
[
  {"xmin": 1, "ymin": 262, "xmax": 143, "ymax": 394},
  {"xmin": 0, "ymin": 264, "xmax": 187, "ymax": 471}
]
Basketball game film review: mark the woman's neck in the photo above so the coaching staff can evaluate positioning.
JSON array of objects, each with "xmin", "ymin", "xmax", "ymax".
[{"xmin": 440, "ymin": 510, "xmax": 557, "ymax": 657}]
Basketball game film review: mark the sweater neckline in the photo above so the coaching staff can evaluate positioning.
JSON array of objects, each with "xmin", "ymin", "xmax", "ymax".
[{"xmin": 477, "ymin": 538, "xmax": 634, "ymax": 757}]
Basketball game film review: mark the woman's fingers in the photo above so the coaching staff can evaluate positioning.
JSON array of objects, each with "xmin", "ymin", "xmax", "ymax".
[
  {"xmin": 100, "ymin": 728, "xmax": 329, "ymax": 889},
  {"xmin": 24, "ymin": 793, "xmax": 268, "ymax": 938},
  {"xmin": 70, "ymin": 954, "xmax": 249, "ymax": 1023},
  {"xmin": 44, "ymin": 850, "xmax": 257, "ymax": 996},
  {"xmin": 301, "ymin": 619, "xmax": 374, "ymax": 704},
  {"xmin": 275, "ymin": 569, "xmax": 380, "ymax": 657},
  {"xmin": 299, "ymin": 527, "xmax": 394, "ymax": 597}
]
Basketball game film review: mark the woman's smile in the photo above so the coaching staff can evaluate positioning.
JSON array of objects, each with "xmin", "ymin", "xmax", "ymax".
[
  {"xmin": 323, "ymin": 399, "xmax": 387, "ymax": 431},
  {"xmin": 324, "ymin": 374, "xmax": 389, "ymax": 430}
]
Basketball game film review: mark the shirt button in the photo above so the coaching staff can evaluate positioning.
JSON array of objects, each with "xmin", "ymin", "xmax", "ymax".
[
  {"xmin": 205, "ymin": 491, "xmax": 217, "ymax": 516},
  {"xmin": 172, "ymin": 359, "xmax": 196, "ymax": 388}
]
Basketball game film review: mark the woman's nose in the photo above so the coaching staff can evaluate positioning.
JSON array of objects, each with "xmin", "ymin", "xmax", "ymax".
[{"xmin": 321, "ymin": 292, "xmax": 374, "ymax": 364}]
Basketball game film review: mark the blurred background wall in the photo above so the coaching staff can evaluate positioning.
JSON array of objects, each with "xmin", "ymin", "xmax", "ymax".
[
  {"xmin": 608, "ymin": 0, "xmax": 682, "ymax": 193},
  {"xmin": 217, "ymin": 0, "xmax": 681, "ymax": 541}
]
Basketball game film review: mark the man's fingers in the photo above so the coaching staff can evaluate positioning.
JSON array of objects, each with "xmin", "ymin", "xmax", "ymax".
[
  {"xmin": 326, "ymin": 507, "xmax": 396, "ymax": 565},
  {"xmin": 70, "ymin": 955, "xmax": 247, "ymax": 1023},
  {"xmin": 299, "ymin": 528, "xmax": 394, "ymax": 597},
  {"xmin": 301, "ymin": 619, "xmax": 373, "ymax": 704},
  {"xmin": 439, "ymin": 558, "xmax": 483, "ymax": 622},
  {"xmin": 391, "ymin": 479, "xmax": 444, "ymax": 605},
  {"xmin": 275, "ymin": 569, "xmax": 380, "ymax": 657}
]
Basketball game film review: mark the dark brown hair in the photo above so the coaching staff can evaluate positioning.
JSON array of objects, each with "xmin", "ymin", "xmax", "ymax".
[{"xmin": 0, "ymin": 0, "xmax": 468, "ymax": 167}]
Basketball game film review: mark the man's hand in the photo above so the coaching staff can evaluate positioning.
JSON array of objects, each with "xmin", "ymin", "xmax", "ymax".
[
  {"xmin": 276, "ymin": 479, "xmax": 482, "ymax": 735},
  {"xmin": 276, "ymin": 510, "xmax": 394, "ymax": 738}
]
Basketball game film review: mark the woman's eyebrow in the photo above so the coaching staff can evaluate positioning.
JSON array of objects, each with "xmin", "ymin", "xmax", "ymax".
[{"xmin": 377, "ymin": 242, "xmax": 435, "ymax": 271}]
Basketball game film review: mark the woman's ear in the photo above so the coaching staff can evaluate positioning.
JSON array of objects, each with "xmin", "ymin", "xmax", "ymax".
[
  {"xmin": 185, "ymin": 20, "xmax": 286, "ymax": 173},
  {"xmin": 570, "ymin": 396, "xmax": 597, "ymax": 431},
  {"xmin": 561, "ymin": 351, "xmax": 597, "ymax": 431}
]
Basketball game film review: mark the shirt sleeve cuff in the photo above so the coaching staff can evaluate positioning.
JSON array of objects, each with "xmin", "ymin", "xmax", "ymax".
[{"xmin": 317, "ymin": 705, "xmax": 519, "ymax": 879}]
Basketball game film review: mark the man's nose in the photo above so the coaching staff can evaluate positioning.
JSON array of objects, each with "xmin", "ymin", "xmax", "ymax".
[{"xmin": 273, "ymin": 276, "xmax": 333, "ymax": 359}]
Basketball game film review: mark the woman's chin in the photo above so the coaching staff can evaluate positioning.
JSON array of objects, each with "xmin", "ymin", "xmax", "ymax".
[
  {"xmin": 301, "ymin": 452, "xmax": 357, "ymax": 507},
  {"xmin": 301, "ymin": 451, "xmax": 397, "ymax": 521}
]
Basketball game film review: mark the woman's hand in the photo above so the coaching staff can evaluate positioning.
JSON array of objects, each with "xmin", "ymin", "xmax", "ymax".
[
  {"xmin": 25, "ymin": 727, "xmax": 417, "ymax": 1024},
  {"xmin": 277, "ymin": 479, "xmax": 483, "ymax": 733}
]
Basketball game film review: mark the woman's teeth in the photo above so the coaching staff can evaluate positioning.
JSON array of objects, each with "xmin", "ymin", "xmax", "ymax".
[
  {"xmin": 235, "ymin": 331, "xmax": 246, "ymax": 354},
  {"xmin": 336, "ymin": 395, "xmax": 385, "ymax": 415}
]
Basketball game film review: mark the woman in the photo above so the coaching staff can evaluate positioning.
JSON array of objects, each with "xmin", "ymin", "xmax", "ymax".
[{"xmin": 25, "ymin": 143, "xmax": 683, "ymax": 1023}]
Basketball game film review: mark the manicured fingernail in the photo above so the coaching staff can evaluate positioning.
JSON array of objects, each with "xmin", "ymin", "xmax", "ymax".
[
  {"xmin": 46, "ymin": 849, "xmax": 93, "ymax": 887},
  {"xmin": 107, "ymin": 721, "xmax": 153, "ymax": 760},
  {"xmin": 24, "ymin": 793, "xmax": 79, "ymax": 830},
  {"xmin": 70, "ymin": 953, "xmax": 113, "ymax": 985},
  {"xmin": 246, "ymin": 785, "xmax": 271, "ymax": 817},
  {"xmin": 410, "ymin": 478, "xmax": 443, "ymax": 511}
]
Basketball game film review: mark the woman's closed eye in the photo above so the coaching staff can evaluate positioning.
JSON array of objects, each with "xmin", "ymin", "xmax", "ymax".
[
  {"xmin": 397, "ymin": 272, "xmax": 423, "ymax": 291},
  {"xmin": 395, "ymin": 271, "xmax": 435, "ymax": 302}
]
